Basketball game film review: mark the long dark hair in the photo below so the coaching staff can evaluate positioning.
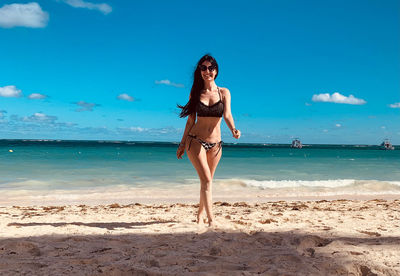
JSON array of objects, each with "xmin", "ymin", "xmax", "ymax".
[{"xmin": 177, "ymin": 54, "xmax": 219, "ymax": 118}]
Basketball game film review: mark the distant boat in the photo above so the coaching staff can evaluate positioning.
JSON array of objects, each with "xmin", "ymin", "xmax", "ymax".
[
  {"xmin": 291, "ymin": 138, "xmax": 303, "ymax": 149},
  {"xmin": 380, "ymin": 139, "xmax": 394, "ymax": 150}
]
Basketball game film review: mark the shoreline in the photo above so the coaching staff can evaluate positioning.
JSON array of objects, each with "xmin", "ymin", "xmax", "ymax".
[
  {"xmin": 1, "ymin": 180, "xmax": 400, "ymax": 206},
  {"xmin": 1, "ymin": 191, "xmax": 399, "ymax": 207},
  {"xmin": 1, "ymin": 183, "xmax": 399, "ymax": 206}
]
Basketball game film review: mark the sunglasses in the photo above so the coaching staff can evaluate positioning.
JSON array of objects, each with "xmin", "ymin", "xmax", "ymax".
[{"xmin": 198, "ymin": 64, "xmax": 216, "ymax": 71}]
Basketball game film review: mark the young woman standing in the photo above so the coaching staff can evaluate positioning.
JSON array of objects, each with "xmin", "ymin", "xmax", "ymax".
[{"xmin": 176, "ymin": 54, "xmax": 241, "ymax": 226}]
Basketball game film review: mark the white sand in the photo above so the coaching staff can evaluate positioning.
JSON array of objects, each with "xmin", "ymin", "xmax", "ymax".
[{"xmin": 1, "ymin": 199, "xmax": 399, "ymax": 275}]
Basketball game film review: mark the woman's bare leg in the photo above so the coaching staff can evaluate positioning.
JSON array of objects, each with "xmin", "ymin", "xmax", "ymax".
[
  {"xmin": 198, "ymin": 190, "xmax": 205, "ymax": 223},
  {"xmin": 186, "ymin": 140, "xmax": 214, "ymax": 225},
  {"xmin": 197, "ymin": 146, "xmax": 222, "ymax": 223},
  {"xmin": 205, "ymin": 146, "xmax": 222, "ymax": 226}
]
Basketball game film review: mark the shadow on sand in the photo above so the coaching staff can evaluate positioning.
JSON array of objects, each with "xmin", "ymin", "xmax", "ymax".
[
  {"xmin": 7, "ymin": 221, "xmax": 177, "ymax": 230},
  {"xmin": 1, "ymin": 228, "xmax": 398, "ymax": 275}
]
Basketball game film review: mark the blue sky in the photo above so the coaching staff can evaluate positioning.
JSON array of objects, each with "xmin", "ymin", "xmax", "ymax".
[{"xmin": 0, "ymin": 0, "xmax": 399, "ymax": 144}]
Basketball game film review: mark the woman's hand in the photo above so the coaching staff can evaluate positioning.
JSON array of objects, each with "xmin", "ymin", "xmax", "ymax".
[
  {"xmin": 232, "ymin": 128, "xmax": 241, "ymax": 139},
  {"xmin": 176, "ymin": 144, "xmax": 185, "ymax": 159}
]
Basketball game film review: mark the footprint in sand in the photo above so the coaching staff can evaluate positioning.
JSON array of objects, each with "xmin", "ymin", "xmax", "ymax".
[
  {"xmin": 1, "ymin": 241, "xmax": 41, "ymax": 257},
  {"xmin": 293, "ymin": 235, "xmax": 332, "ymax": 256},
  {"xmin": 357, "ymin": 230, "xmax": 381, "ymax": 237}
]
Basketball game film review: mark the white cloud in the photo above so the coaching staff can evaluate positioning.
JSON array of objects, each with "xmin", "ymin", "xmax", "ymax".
[
  {"xmin": 117, "ymin": 126, "xmax": 148, "ymax": 133},
  {"xmin": 2, "ymin": 116, "xmax": 181, "ymax": 138},
  {"xmin": 28, "ymin": 93, "xmax": 47, "ymax": 99},
  {"xmin": 117, "ymin": 126, "xmax": 179, "ymax": 135},
  {"xmin": 149, "ymin": 126, "xmax": 180, "ymax": 135},
  {"xmin": 155, "ymin": 79, "xmax": 184, "ymax": 88},
  {"xmin": 389, "ymin": 102, "xmax": 400, "ymax": 108},
  {"xmin": 323, "ymin": 129, "xmax": 328, "ymax": 133},
  {"xmin": 156, "ymin": 80, "xmax": 171, "ymax": 85},
  {"xmin": 26, "ymin": 112, "xmax": 56, "ymax": 122},
  {"xmin": 381, "ymin": 126, "xmax": 386, "ymax": 129},
  {"xmin": 13, "ymin": 112, "xmax": 58, "ymax": 123},
  {"xmin": 8, "ymin": 112, "xmax": 79, "ymax": 132},
  {"xmin": 335, "ymin": 124, "xmax": 341, "ymax": 127},
  {"xmin": 62, "ymin": 0, "xmax": 112, "ymax": 14},
  {"xmin": 117, "ymin": 93, "xmax": 134, "ymax": 102},
  {"xmin": 0, "ymin": 2, "xmax": 48, "ymax": 28},
  {"xmin": 312, "ymin": 92, "xmax": 366, "ymax": 105},
  {"xmin": 305, "ymin": 102, "xmax": 311, "ymax": 106},
  {"xmin": 0, "ymin": 85, "xmax": 22, "ymax": 97},
  {"xmin": 129, "ymin": 126, "xmax": 146, "ymax": 132},
  {"xmin": 73, "ymin": 101, "xmax": 100, "ymax": 112}
]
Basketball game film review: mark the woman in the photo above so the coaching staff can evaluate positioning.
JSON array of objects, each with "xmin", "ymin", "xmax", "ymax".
[{"xmin": 176, "ymin": 54, "xmax": 241, "ymax": 227}]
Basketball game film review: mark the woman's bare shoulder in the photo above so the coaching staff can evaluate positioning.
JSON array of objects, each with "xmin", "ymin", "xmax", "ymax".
[{"xmin": 219, "ymin": 87, "xmax": 231, "ymax": 96}]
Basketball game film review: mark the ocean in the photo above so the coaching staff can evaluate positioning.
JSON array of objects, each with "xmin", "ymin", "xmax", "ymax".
[{"xmin": 1, "ymin": 139, "xmax": 399, "ymax": 204}]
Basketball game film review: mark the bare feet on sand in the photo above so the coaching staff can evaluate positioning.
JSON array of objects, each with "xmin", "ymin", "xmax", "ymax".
[
  {"xmin": 208, "ymin": 220, "xmax": 215, "ymax": 227},
  {"xmin": 196, "ymin": 213, "xmax": 205, "ymax": 224},
  {"xmin": 196, "ymin": 214, "xmax": 215, "ymax": 227}
]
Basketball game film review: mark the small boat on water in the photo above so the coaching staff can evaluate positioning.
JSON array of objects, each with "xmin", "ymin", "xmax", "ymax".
[
  {"xmin": 291, "ymin": 138, "xmax": 303, "ymax": 149},
  {"xmin": 380, "ymin": 139, "xmax": 395, "ymax": 150}
]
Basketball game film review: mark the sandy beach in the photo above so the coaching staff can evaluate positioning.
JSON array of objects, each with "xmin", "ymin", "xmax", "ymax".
[{"xmin": 1, "ymin": 198, "xmax": 399, "ymax": 275}]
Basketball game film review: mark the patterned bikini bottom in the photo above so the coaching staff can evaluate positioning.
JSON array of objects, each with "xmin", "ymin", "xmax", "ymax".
[{"xmin": 187, "ymin": 134, "xmax": 223, "ymax": 156}]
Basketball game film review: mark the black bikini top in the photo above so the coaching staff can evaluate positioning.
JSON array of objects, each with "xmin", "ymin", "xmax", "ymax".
[{"xmin": 196, "ymin": 87, "xmax": 224, "ymax": 118}]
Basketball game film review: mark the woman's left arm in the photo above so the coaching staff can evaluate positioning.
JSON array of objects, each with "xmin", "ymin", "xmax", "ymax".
[{"xmin": 222, "ymin": 88, "xmax": 241, "ymax": 139}]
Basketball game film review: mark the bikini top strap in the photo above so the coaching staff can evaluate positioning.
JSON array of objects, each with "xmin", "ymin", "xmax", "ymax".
[{"xmin": 217, "ymin": 87, "xmax": 222, "ymax": 101}]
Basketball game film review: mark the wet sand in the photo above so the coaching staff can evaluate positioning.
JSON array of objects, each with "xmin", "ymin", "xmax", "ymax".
[{"xmin": 1, "ymin": 199, "xmax": 399, "ymax": 275}]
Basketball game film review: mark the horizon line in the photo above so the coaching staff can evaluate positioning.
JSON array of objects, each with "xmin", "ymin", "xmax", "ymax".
[{"xmin": 0, "ymin": 138, "xmax": 397, "ymax": 147}]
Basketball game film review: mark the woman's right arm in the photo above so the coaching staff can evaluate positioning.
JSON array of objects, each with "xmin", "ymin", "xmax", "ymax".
[
  {"xmin": 177, "ymin": 112, "xmax": 195, "ymax": 159},
  {"xmin": 179, "ymin": 112, "xmax": 196, "ymax": 145}
]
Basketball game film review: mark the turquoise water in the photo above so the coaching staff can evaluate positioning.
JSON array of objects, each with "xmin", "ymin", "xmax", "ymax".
[{"xmin": 1, "ymin": 140, "xmax": 400, "ymax": 195}]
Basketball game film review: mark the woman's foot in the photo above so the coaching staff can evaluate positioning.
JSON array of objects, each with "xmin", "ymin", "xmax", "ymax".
[{"xmin": 196, "ymin": 213, "xmax": 205, "ymax": 224}]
